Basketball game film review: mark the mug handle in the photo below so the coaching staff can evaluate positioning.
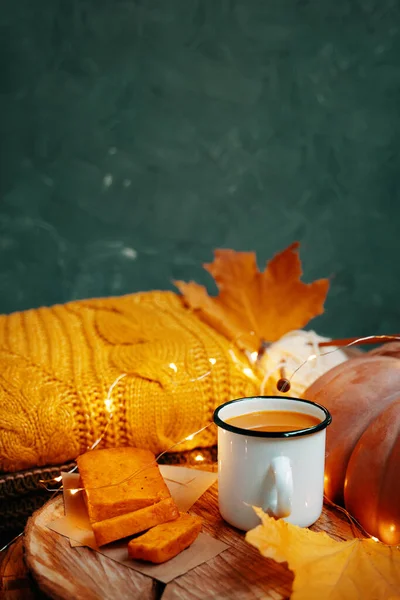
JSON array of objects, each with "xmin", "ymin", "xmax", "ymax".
[{"xmin": 266, "ymin": 456, "xmax": 293, "ymax": 518}]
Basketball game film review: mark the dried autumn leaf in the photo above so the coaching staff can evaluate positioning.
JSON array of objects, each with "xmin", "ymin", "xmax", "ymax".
[
  {"xmin": 174, "ymin": 243, "xmax": 329, "ymax": 351},
  {"xmin": 246, "ymin": 508, "xmax": 400, "ymax": 600}
]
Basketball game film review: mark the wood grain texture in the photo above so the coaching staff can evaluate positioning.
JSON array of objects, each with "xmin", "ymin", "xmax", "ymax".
[
  {"xmin": 163, "ymin": 485, "xmax": 356, "ymax": 600},
  {"xmin": 23, "ymin": 483, "xmax": 357, "ymax": 600},
  {"xmin": 24, "ymin": 496, "xmax": 156, "ymax": 600},
  {"xmin": 0, "ymin": 535, "xmax": 39, "ymax": 599}
]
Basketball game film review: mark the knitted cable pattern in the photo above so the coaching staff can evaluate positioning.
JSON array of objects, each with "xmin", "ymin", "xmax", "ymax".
[{"xmin": 0, "ymin": 291, "xmax": 258, "ymax": 473}]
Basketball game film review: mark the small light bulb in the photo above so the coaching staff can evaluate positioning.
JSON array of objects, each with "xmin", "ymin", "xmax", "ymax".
[
  {"xmin": 169, "ymin": 362, "xmax": 178, "ymax": 373},
  {"xmin": 104, "ymin": 398, "xmax": 113, "ymax": 413},
  {"xmin": 308, "ymin": 354, "xmax": 317, "ymax": 362},
  {"xmin": 54, "ymin": 475, "xmax": 63, "ymax": 483},
  {"xmin": 243, "ymin": 367, "xmax": 255, "ymax": 378},
  {"xmin": 194, "ymin": 454, "xmax": 205, "ymax": 462},
  {"xmin": 250, "ymin": 351, "xmax": 259, "ymax": 363},
  {"xmin": 183, "ymin": 423, "xmax": 211, "ymax": 443},
  {"xmin": 209, "ymin": 357, "xmax": 217, "ymax": 365},
  {"xmin": 371, "ymin": 536, "xmax": 379, "ymax": 542},
  {"xmin": 70, "ymin": 488, "xmax": 80, "ymax": 496}
]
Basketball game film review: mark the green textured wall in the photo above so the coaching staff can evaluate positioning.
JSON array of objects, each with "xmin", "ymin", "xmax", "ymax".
[{"xmin": 1, "ymin": 0, "xmax": 399, "ymax": 337}]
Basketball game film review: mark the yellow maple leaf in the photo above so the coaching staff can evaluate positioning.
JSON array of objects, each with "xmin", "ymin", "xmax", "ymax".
[
  {"xmin": 246, "ymin": 508, "xmax": 400, "ymax": 600},
  {"xmin": 174, "ymin": 243, "xmax": 329, "ymax": 352}
]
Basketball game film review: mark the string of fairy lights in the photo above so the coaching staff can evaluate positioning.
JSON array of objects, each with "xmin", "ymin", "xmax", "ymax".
[
  {"xmin": 2, "ymin": 333, "xmax": 400, "ymax": 553},
  {"xmin": 37, "ymin": 334, "xmax": 400, "ymax": 532}
]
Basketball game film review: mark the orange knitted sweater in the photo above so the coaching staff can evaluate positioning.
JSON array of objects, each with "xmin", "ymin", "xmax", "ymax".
[{"xmin": 0, "ymin": 291, "xmax": 258, "ymax": 473}]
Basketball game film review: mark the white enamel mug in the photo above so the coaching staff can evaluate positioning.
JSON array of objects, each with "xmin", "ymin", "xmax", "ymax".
[{"xmin": 213, "ymin": 396, "xmax": 332, "ymax": 531}]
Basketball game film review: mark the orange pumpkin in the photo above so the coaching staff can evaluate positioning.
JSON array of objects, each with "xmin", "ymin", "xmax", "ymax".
[{"xmin": 305, "ymin": 354, "xmax": 400, "ymax": 545}]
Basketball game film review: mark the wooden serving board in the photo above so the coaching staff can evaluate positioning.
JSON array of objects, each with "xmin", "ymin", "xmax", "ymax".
[
  {"xmin": 22, "ymin": 483, "xmax": 357, "ymax": 600},
  {"xmin": 0, "ymin": 535, "xmax": 42, "ymax": 600}
]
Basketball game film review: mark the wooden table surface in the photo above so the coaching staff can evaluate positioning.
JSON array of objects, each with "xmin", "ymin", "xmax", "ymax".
[{"xmin": 1, "ymin": 480, "xmax": 356, "ymax": 600}]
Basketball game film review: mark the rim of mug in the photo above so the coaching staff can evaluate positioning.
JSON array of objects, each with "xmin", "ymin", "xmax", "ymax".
[{"xmin": 213, "ymin": 395, "xmax": 332, "ymax": 438}]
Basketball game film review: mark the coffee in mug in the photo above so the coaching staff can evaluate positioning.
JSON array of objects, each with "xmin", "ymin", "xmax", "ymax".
[{"xmin": 225, "ymin": 410, "xmax": 321, "ymax": 433}]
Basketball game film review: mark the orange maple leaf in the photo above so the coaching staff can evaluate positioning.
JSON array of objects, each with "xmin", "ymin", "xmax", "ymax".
[
  {"xmin": 246, "ymin": 508, "xmax": 400, "ymax": 600},
  {"xmin": 174, "ymin": 243, "xmax": 329, "ymax": 351}
]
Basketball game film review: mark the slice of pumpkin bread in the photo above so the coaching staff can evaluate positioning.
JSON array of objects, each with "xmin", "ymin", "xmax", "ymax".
[
  {"xmin": 77, "ymin": 447, "xmax": 171, "ymax": 522},
  {"xmin": 92, "ymin": 497, "xmax": 179, "ymax": 546},
  {"xmin": 128, "ymin": 512, "xmax": 202, "ymax": 563}
]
